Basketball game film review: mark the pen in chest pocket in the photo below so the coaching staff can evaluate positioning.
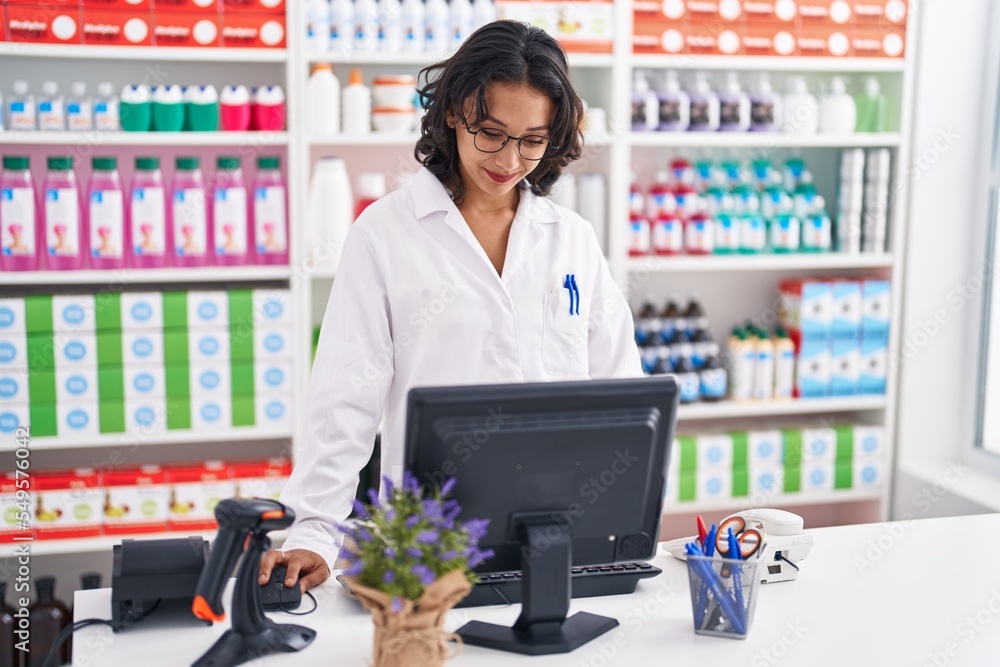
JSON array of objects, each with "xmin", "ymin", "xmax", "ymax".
[{"xmin": 563, "ymin": 274, "xmax": 581, "ymax": 315}]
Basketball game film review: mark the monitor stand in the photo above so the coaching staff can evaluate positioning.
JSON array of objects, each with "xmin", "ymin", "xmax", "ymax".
[{"xmin": 457, "ymin": 521, "xmax": 619, "ymax": 655}]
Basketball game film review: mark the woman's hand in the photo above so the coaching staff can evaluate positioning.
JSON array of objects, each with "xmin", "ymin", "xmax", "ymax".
[{"xmin": 259, "ymin": 548, "xmax": 332, "ymax": 594}]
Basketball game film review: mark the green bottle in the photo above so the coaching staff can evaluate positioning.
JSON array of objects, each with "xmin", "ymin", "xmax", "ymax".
[{"xmin": 855, "ymin": 77, "xmax": 887, "ymax": 133}]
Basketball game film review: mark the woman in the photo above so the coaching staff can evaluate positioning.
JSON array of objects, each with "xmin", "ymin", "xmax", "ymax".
[{"xmin": 261, "ymin": 21, "xmax": 643, "ymax": 593}]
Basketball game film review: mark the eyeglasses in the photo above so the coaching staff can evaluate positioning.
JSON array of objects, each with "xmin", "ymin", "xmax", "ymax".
[{"xmin": 461, "ymin": 117, "xmax": 557, "ymax": 161}]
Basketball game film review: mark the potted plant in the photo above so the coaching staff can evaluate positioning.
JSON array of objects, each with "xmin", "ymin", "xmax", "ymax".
[{"xmin": 338, "ymin": 472, "xmax": 494, "ymax": 667}]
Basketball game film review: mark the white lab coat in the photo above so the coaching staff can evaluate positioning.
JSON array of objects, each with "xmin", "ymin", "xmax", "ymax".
[{"xmin": 280, "ymin": 166, "xmax": 643, "ymax": 570}]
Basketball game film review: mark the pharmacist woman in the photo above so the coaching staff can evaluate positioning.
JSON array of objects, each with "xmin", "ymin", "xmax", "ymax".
[{"xmin": 261, "ymin": 21, "xmax": 643, "ymax": 593}]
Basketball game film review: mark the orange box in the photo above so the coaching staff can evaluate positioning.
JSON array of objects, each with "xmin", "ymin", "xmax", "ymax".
[
  {"xmin": 152, "ymin": 0, "xmax": 220, "ymax": 12},
  {"xmin": 81, "ymin": 0, "xmax": 150, "ymax": 8},
  {"xmin": 796, "ymin": 21, "xmax": 851, "ymax": 57},
  {"xmin": 167, "ymin": 461, "xmax": 235, "ymax": 531},
  {"xmin": 152, "ymin": 10, "xmax": 220, "ymax": 47},
  {"xmin": 232, "ymin": 458, "xmax": 292, "ymax": 501},
  {"xmin": 6, "ymin": 4, "xmax": 82, "ymax": 44},
  {"xmin": 851, "ymin": 0, "xmax": 896, "ymax": 24},
  {"xmin": 103, "ymin": 465, "xmax": 170, "ymax": 535},
  {"xmin": 220, "ymin": 11, "xmax": 284, "ymax": 48},
  {"xmin": 851, "ymin": 23, "xmax": 904, "ymax": 58},
  {"xmin": 632, "ymin": 17, "xmax": 688, "ymax": 55},
  {"xmin": 222, "ymin": 0, "xmax": 285, "ymax": 13},
  {"xmin": 883, "ymin": 0, "xmax": 906, "ymax": 25},
  {"xmin": 797, "ymin": 0, "xmax": 832, "ymax": 24},
  {"xmin": 81, "ymin": 8, "xmax": 152, "ymax": 45},
  {"xmin": 34, "ymin": 468, "xmax": 103, "ymax": 540},
  {"xmin": 0, "ymin": 471, "xmax": 33, "ymax": 544},
  {"xmin": 6, "ymin": 0, "xmax": 79, "ymax": 6},
  {"xmin": 634, "ymin": 0, "xmax": 670, "ymax": 19},
  {"xmin": 742, "ymin": 17, "xmax": 797, "ymax": 56}
]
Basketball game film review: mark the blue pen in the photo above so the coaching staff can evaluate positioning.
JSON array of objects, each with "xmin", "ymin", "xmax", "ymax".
[
  {"xmin": 727, "ymin": 528, "xmax": 746, "ymax": 632},
  {"xmin": 685, "ymin": 543, "xmax": 745, "ymax": 635},
  {"xmin": 569, "ymin": 274, "xmax": 580, "ymax": 315},
  {"xmin": 563, "ymin": 274, "xmax": 575, "ymax": 315},
  {"xmin": 687, "ymin": 541, "xmax": 710, "ymax": 626},
  {"xmin": 704, "ymin": 523, "xmax": 717, "ymax": 557}
]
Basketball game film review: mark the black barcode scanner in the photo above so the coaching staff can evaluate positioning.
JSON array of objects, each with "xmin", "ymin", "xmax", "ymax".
[{"xmin": 191, "ymin": 498, "xmax": 316, "ymax": 667}]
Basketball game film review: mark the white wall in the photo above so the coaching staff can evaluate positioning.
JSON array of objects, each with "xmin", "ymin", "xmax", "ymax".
[{"xmin": 893, "ymin": 0, "xmax": 1000, "ymax": 515}]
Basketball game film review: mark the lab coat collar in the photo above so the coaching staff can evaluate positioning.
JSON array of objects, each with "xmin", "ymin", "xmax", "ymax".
[{"xmin": 410, "ymin": 166, "xmax": 560, "ymax": 224}]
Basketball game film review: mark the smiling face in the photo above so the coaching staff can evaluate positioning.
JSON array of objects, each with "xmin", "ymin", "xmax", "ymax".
[{"xmin": 448, "ymin": 83, "xmax": 556, "ymax": 207}]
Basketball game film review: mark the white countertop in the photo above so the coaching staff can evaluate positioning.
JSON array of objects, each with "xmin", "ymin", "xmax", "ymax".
[{"xmin": 74, "ymin": 512, "xmax": 1000, "ymax": 666}]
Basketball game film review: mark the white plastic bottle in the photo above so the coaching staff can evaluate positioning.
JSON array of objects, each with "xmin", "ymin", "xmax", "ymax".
[
  {"xmin": 752, "ymin": 331, "xmax": 775, "ymax": 401},
  {"xmin": 307, "ymin": 64, "xmax": 341, "ymax": 135},
  {"xmin": 773, "ymin": 328, "xmax": 796, "ymax": 400},
  {"xmin": 66, "ymin": 82, "xmax": 93, "ymax": 132},
  {"xmin": 549, "ymin": 173, "xmax": 577, "ymax": 211},
  {"xmin": 355, "ymin": 0, "xmax": 380, "ymax": 53},
  {"xmin": 307, "ymin": 157, "xmax": 353, "ymax": 273},
  {"xmin": 94, "ymin": 82, "xmax": 120, "ymax": 131},
  {"xmin": 342, "ymin": 68, "xmax": 372, "ymax": 135},
  {"xmin": 783, "ymin": 76, "xmax": 819, "ymax": 135},
  {"xmin": 305, "ymin": 0, "xmax": 332, "ymax": 52},
  {"xmin": 379, "ymin": 0, "xmax": 405, "ymax": 53},
  {"xmin": 330, "ymin": 0, "xmax": 355, "ymax": 55},
  {"xmin": 401, "ymin": 0, "xmax": 426, "ymax": 53},
  {"xmin": 450, "ymin": 0, "xmax": 474, "ymax": 49},
  {"xmin": 8, "ymin": 81, "xmax": 36, "ymax": 131},
  {"xmin": 577, "ymin": 173, "xmax": 607, "ymax": 252},
  {"xmin": 726, "ymin": 328, "xmax": 756, "ymax": 401},
  {"xmin": 425, "ymin": 0, "xmax": 451, "ymax": 54},
  {"xmin": 819, "ymin": 77, "xmax": 857, "ymax": 134},
  {"xmin": 472, "ymin": 0, "xmax": 496, "ymax": 29},
  {"xmin": 38, "ymin": 81, "xmax": 65, "ymax": 131}
]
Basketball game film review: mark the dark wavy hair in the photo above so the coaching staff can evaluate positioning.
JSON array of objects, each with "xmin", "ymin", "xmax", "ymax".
[{"xmin": 414, "ymin": 21, "xmax": 585, "ymax": 205}]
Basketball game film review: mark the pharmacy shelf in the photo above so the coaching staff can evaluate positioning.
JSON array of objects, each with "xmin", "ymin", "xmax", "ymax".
[
  {"xmin": 628, "ymin": 132, "xmax": 901, "ymax": 148},
  {"xmin": 0, "ymin": 43, "xmax": 287, "ymax": 63},
  {"xmin": 676, "ymin": 396, "xmax": 887, "ymax": 421},
  {"xmin": 0, "ymin": 529, "xmax": 288, "ymax": 558},
  {"xmin": 0, "ymin": 429, "xmax": 294, "ymax": 453},
  {"xmin": 630, "ymin": 54, "xmax": 906, "ymax": 72},
  {"xmin": 309, "ymin": 133, "xmax": 419, "ymax": 146},
  {"xmin": 0, "ymin": 132, "xmax": 289, "ymax": 146},
  {"xmin": 627, "ymin": 253, "xmax": 894, "ymax": 273},
  {"xmin": 662, "ymin": 487, "xmax": 885, "ymax": 516},
  {"xmin": 0, "ymin": 266, "xmax": 293, "ymax": 286},
  {"xmin": 304, "ymin": 51, "xmax": 613, "ymax": 68}
]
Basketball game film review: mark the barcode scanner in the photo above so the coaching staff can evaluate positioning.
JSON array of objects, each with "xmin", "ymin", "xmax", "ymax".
[{"xmin": 191, "ymin": 498, "xmax": 316, "ymax": 667}]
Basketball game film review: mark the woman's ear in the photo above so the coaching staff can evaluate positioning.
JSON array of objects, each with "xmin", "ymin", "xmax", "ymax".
[{"xmin": 445, "ymin": 107, "xmax": 457, "ymax": 129}]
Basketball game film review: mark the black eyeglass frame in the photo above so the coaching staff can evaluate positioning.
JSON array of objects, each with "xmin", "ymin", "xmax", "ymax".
[{"xmin": 460, "ymin": 116, "xmax": 559, "ymax": 161}]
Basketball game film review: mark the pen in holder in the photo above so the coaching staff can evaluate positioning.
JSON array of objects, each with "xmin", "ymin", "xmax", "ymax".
[{"xmin": 686, "ymin": 552, "xmax": 763, "ymax": 639}]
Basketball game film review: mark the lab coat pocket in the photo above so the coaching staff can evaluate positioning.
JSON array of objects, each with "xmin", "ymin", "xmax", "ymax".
[{"xmin": 542, "ymin": 290, "xmax": 589, "ymax": 377}]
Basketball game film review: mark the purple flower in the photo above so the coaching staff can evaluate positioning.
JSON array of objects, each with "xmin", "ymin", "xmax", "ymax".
[
  {"xmin": 344, "ymin": 560, "xmax": 364, "ymax": 577},
  {"xmin": 466, "ymin": 548, "xmax": 495, "ymax": 568},
  {"xmin": 352, "ymin": 499, "xmax": 369, "ymax": 518},
  {"xmin": 416, "ymin": 530, "xmax": 439, "ymax": 545},
  {"xmin": 381, "ymin": 475, "xmax": 396, "ymax": 497},
  {"xmin": 404, "ymin": 546, "xmax": 422, "ymax": 558},
  {"xmin": 442, "ymin": 500, "xmax": 462, "ymax": 523},
  {"xmin": 384, "ymin": 507, "xmax": 396, "ymax": 522},
  {"xmin": 440, "ymin": 550, "xmax": 458, "ymax": 560},
  {"xmin": 462, "ymin": 518, "xmax": 490, "ymax": 544},
  {"xmin": 440, "ymin": 477, "xmax": 457, "ymax": 497},
  {"xmin": 421, "ymin": 499, "xmax": 443, "ymax": 522},
  {"xmin": 411, "ymin": 564, "xmax": 435, "ymax": 585},
  {"xmin": 356, "ymin": 528, "xmax": 373, "ymax": 543},
  {"xmin": 383, "ymin": 570, "xmax": 395, "ymax": 584},
  {"xmin": 366, "ymin": 487, "xmax": 382, "ymax": 509},
  {"xmin": 405, "ymin": 515, "xmax": 421, "ymax": 529},
  {"xmin": 384, "ymin": 546, "xmax": 397, "ymax": 560},
  {"xmin": 390, "ymin": 597, "xmax": 403, "ymax": 613},
  {"xmin": 403, "ymin": 471, "xmax": 420, "ymax": 495}
]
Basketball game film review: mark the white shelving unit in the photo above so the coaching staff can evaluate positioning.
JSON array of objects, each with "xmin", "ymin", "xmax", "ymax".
[
  {"xmin": 0, "ymin": 429, "xmax": 294, "ymax": 454},
  {"xmin": 628, "ymin": 132, "xmax": 901, "ymax": 148},
  {"xmin": 0, "ymin": 131, "xmax": 289, "ymax": 146},
  {"xmin": 0, "ymin": 43, "xmax": 287, "ymax": 62},
  {"xmin": 663, "ymin": 487, "xmax": 885, "ymax": 516},
  {"xmin": 628, "ymin": 253, "xmax": 894, "ymax": 273},
  {"xmin": 0, "ymin": 266, "xmax": 293, "ymax": 286},
  {"xmin": 0, "ymin": 530, "xmax": 287, "ymax": 559},
  {"xmin": 676, "ymin": 396, "xmax": 887, "ymax": 422}
]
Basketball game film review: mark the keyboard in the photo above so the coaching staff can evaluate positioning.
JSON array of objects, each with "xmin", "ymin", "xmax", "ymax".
[{"xmin": 456, "ymin": 561, "xmax": 661, "ymax": 608}]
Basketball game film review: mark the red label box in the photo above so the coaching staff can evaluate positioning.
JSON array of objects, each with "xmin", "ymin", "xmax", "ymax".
[
  {"xmin": 152, "ymin": 0, "xmax": 219, "ymax": 12},
  {"xmin": 742, "ymin": 17, "xmax": 797, "ymax": 56},
  {"xmin": 5, "ymin": 0, "xmax": 80, "ymax": 6},
  {"xmin": 167, "ymin": 461, "xmax": 235, "ymax": 531},
  {"xmin": 852, "ymin": 0, "xmax": 907, "ymax": 25},
  {"xmin": 81, "ymin": 8, "xmax": 152, "ymax": 46},
  {"xmin": 222, "ymin": 0, "xmax": 285, "ymax": 13},
  {"xmin": 1, "ymin": 472, "xmax": 33, "ymax": 544},
  {"xmin": 851, "ymin": 23, "xmax": 904, "ymax": 57},
  {"xmin": 34, "ymin": 468, "xmax": 103, "ymax": 540},
  {"xmin": 103, "ymin": 465, "xmax": 169, "ymax": 535},
  {"xmin": 796, "ymin": 22, "xmax": 851, "ymax": 57},
  {"xmin": 6, "ymin": 4, "xmax": 82, "ymax": 44},
  {"xmin": 80, "ymin": 0, "xmax": 151, "ymax": 8},
  {"xmin": 221, "ymin": 11, "xmax": 284, "ymax": 48},
  {"xmin": 152, "ymin": 10, "xmax": 220, "ymax": 47}
]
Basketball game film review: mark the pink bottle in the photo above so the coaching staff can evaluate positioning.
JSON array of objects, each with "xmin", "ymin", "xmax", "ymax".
[
  {"xmin": 129, "ymin": 157, "xmax": 168, "ymax": 269},
  {"xmin": 87, "ymin": 156, "xmax": 126, "ymax": 270},
  {"xmin": 171, "ymin": 156, "xmax": 210, "ymax": 267},
  {"xmin": 42, "ymin": 156, "xmax": 84, "ymax": 271},
  {"xmin": 646, "ymin": 170, "xmax": 676, "ymax": 221},
  {"xmin": 0, "ymin": 156, "xmax": 40, "ymax": 271},
  {"xmin": 252, "ymin": 156, "xmax": 288, "ymax": 265},
  {"xmin": 212, "ymin": 156, "xmax": 249, "ymax": 266},
  {"xmin": 220, "ymin": 85, "xmax": 252, "ymax": 132},
  {"xmin": 251, "ymin": 85, "xmax": 286, "ymax": 132}
]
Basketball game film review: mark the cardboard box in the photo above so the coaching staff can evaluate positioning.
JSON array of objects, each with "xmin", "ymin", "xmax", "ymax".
[
  {"xmin": 253, "ymin": 288, "xmax": 291, "ymax": 328},
  {"xmin": 796, "ymin": 22, "xmax": 851, "ymax": 57},
  {"xmin": 852, "ymin": 23, "xmax": 904, "ymax": 58},
  {"xmin": 632, "ymin": 20, "xmax": 688, "ymax": 54},
  {"xmin": 0, "ymin": 403, "xmax": 29, "ymax": 435},
  {"xmin": 6, "ymin": 4, "xmax": 82, "ymax": 44},
  {"xmin": 861, "ymin": 279, "xmax": 891, "ymax": 340},
  {"xmin": 34, "ymin": 468, "xmax": 103, "ymax": 539},
  {"xmin": 52, "ymin": 294, "xmax": 96, "ymax": 332},
  {"xmin": 0, "ymin": 299, "xmax": 26, "ymax": 336},
  {"xmin": 255, "ymin": 359, "xmax": 291, "ymax": 394},
  {"xmin": 748, "ymin": 429, "xmax": 783, "ymax": 467},
  {"xmin": 1, "ymin": 471, "xmax": 34, "ymax": 544},
  {"xmin": 190, "ymin": 360, "xmax": 231, "ymax": 397},
  {"xmin": 220, "ymin": 11, "xmax": 284, "ymax": 48},
  {"xmin": 851, "ymin": 1, "xmax": 887, "ymax": 23},
  {"xmin": 125, "ymin": 395, "xmax": 167, "ymax": 435},
  {"xmin": 80, "ymin": 8, "xmax": 151, "ymax": 45},
  {"xmin": 831, "ymin": 337, "xmax": 860, "ymax": 396},
  {"xmin": 832, "ymin": 280, "xmax": 862, "ymax": 339},
  {"xmin": 859, "ymin": 336, "xmax": 887, "ymax": 395},
  {"xmin": 53, "ymin": 330, "xmax": 98, "ymax": 367},
  {"xmin": 800, "ymin": 458, "xmax": 835, "ymax": 492},
  {"xmin": 0, "ymin": 369, "xmax": 29, "ymax": 404},
  {"xmin": 780, "ymin": 279, "xmax": 833, "ymax": 340},
  {"xmin": 853, "ymin": 424, "xmax": 885, "ymax": 459},
  {"xmin": 0, "ymin": 334, "xmax": 27, "ymax": 370},
  {"xmin": 121, "ymin": 292, "xmax": 163, "ymax": 330},
  {"xmin": 124, "ymin": 363, "xmax": 165, "ymax": 397},
  {"xmin": 167, "ymin": 461, "xmax": 235, "ymax": 531},
  {"xmin": 152, "ymin": 10, "xmax": 220, "ymax": 47},
  {"xmin": 252, "ymin": 326, "xmax": 291, "ymax": 360},
  {"xmin": 797, "ymin": 0, "xmax": 832, "ymax": 23},
  {"xmin": 55, "ymin": 364, "xmax": 97, "ymax": 402},
  {"xmin": 57, "ymin": 400, "xmax": 99, "ymax": 436},
  {"xmin": 81, "ymin": 0, "xmax": 151, "ymax": 7},
  {"xmin": 697, "ymin": 433, "xmax": 733, "ymax": 470},
  {"xmin": 153, "ymin": 0, "xmax": 220, "ymax": 11},
  {"xmin": 103, "ymin": 465, "xmax": 170, "ymax": 534},
  {"xmin": 223, "ymin": 0, "xmax": 285, "ymax": 12},
  {"xmin": 188, "ymin": 291, "xmax": 229, "ymax": 329},
  {"xmin": 232, "ymin": 458, "xmax": 292, "ymax": 501},
  {"xmin": 795, "ymin": 335, "xmax": 831, "ymax": 397},
  {"xmin": 186, "ymin": 327, "xmax": 230, "ymax": 364},
  {"xmin": 743, "ymin": 0, "xmax": 798, "ymax": 22},
  {"xmin": 854, "ymin": 459, "xmax": 884, "ymax": 487},
  {"xmin": 122, "ymin": 329, "xmax": 164, "ymax": 365},
  {"xmin": 191, "ymin": 395, "xmax": 232, "ymax": 429},
  {"xmin": 741, "ymin": 17, "xmax": 796, "ymax": 56},
  {"xmin": 748, "ymin": 463, "xmax": 785, "ymax": 498},
  {"xmin": 256, "ymin": 392, "xmax": 291, "ymax": 428},
  {"xmin": 801, "ymin": 427, "xmax": 837, "ymax": 461}
]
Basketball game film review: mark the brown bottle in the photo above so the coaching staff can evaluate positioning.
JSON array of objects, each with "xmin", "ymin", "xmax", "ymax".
[
  {"xmin": 27, "ymin": 578, "xmax": 69, "ymax": 667},
  {"xmin": 1, "ymin": 581, "xmax": 16, "ymax": 667}
]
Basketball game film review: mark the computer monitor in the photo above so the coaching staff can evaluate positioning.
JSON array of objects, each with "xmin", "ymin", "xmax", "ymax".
[{"xmin": 404, "ymin": 376, "xmax": 678, "ymax": 656}]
